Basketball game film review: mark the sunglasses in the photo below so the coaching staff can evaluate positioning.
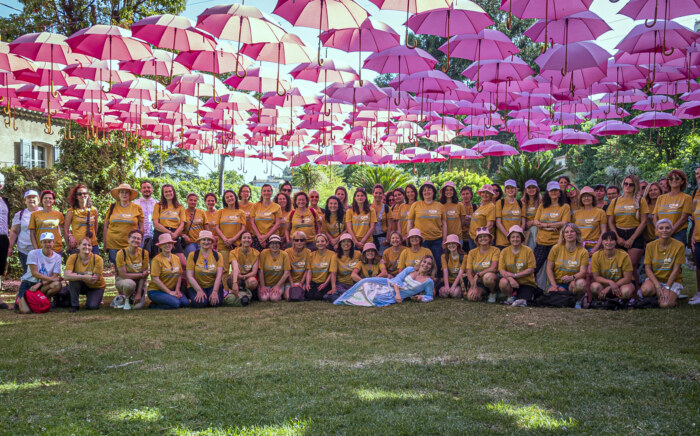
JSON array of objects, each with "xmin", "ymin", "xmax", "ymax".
[
  {"xmin": 668, "ymin": 176, "xmax": 682, "ymax": 182},
  {"xmin": 293, "ymin": 238, "xmax": 306, "ymax": 242},
  {"xmin": 282, "ymin": 189, "xmax": 292, "ymax": 192},
  {"xmin": 77, "ymin": 191, "xmax": 89, "ymax": 196},
  {"xmin": 623, "ymin": 182, "xmax": 634, "ymax": 187},
  {"xmin": 566, "ymin": 187, "xmax": 576, "ymax": 193}
]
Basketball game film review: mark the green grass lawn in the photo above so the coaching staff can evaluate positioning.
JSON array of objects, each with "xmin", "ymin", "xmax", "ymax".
[{"xmin": 1, "ymin": 275, "xmax": 699, "ymax": 435}]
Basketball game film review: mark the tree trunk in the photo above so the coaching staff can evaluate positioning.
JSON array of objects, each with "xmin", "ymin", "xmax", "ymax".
[{"xmin": 218, "ymin": 154, "xmax": 225, "ymax": 197}]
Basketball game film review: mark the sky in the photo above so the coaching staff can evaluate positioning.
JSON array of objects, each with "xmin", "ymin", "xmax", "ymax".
[{"xmin": 1, "ymin": 0, "xmax": 698, "ymax": 181}]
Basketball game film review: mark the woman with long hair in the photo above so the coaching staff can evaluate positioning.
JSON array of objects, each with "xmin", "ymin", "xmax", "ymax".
[
  {"xmin": 250, "ymin": 184, "xmax": 282, "ymax": 251},
  {"xmin": 390, "ymin": 187, "xmax": 411, "ymax": 240},
  {"xmin": 182, "ymin": 193, "xmax": 207, "ymax": 258},
  {"xmin": 439, "ymin": 234, "xmax": 465, "ymax": 298},
  {"xmin": 532, "ymin": 182, "xmax": 571, "ymax": 277},
  {"xmin": 643, "ymin": 182, "xmax": 662, "ymax": 241},
  {"xmin": 64, "ymin": 184, "xmax": 99, "ymax": 255},
  {"xmin": 335, "ymin": 186, "xmax": 349, "ymax": 210},
  {"xmin": 214, "ymin": 189, "xmax": 247, "ymax": 290},
  {"xmin": 522, "ymin": 180, "xmax": 542, "ymax": 250},
  {"xmin": 464, "ymin": 228, "xmax": 500, "ymax": 303},
  {"xmin": 334, "ymin": 233, "xmax": 361, "ymax": 297},
  {"xmin": 641, "ymin": 219, "xmax": 686, "ymax": 308},
  {"xmin": 64, "ymin": 238, "xmax": 105, "ymax": 312},
  {"xmin": 371, "ymin": 184, "xmax": 393, "ymax": 255},
  {"xmin": 147, "ymin": 234, "xmax": 188, "ymax": 309},
  {"xmin": 607, "ymin": 175, "xmax": 648, "ymax": 285},
  {"xmin": 441, "ymin": 181, "xmax": 466, "ymax": 245},
  {"xmin": 185, "ymin": 230, "xmax": 223, "ymax": 308},
  {"xmin": 274, "ymin": 191, "xmax": 292, "ymax": 247},
  {"xmin": 153, "ymin": 184, "xmax": 187, "ymax": 268},
  {"xmin": 289, "ymin": 191, "xmax": 320, "ymax": 250},
  {"xmin": 495, "ymin": 180, "xmax": 525, "ymax": 249},
  {"xmin": 468, "ymin": 185, "xmax": 496, "ymax": 251},
  {"xmin": 460, "ymin": 186, "xmax": 476, "ymax": 252},
  {"xmin": 345, "ymin": 188, "xmax": 377, "ymax": 250},
  {"xmin": 408, "ymin": 182, "xmax": 447, "ymax": 271},
  {"xmin": 352, "ymin": 243, "xmax": 387, "ymax": 281},
  {"xmin": 545, "ymin": 223, "xmax": 589, "ymax": 308},
  {"xmin": 652, "ymin": 169, "xmax": 692, "ymax": 244},
  {"xmin": 29, "ymin": 190, "xmax": 64, "ymax": 254},
  {"xmin": 404, "ymin": 184, "xmax": 418, "ymax": 206},
  {"xmin": 203, "ymin": 193, "xmax": 219, "ymax": 245},
  {"xmin": 322, "ymin": 195, "xmax": 345, "ymax": 249},
  {"xmin": 238, "ymin": 184, "xmax": 254, "ymax": 232}
]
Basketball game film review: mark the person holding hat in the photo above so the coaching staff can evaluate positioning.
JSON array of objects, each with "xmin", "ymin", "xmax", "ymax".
[
  {"xmin": 185, "ymin": 230, "xmax": 224, "ymax": 308},
  {"xmin": 306, "ymin": 233, "xmax": 338, "ymax": 300},
  {"xmin": 16, "ymin": 232, "xmax": 63, "ymax": 314},
  {"xmin": 533, "ymin": 181, "xmax": 571, "ymax": 278},
  {"xmin": 114, "ymin": 229, "xmax": 150, "ymax": 310},
  {"xmin": 345, "ymin": 188, "xmax": 377, "ymax": 251},
  {"xmin": 495, "ymin": 180, "xmax": 525, "ymax": 249},
  {"xmin": 257, "ymin": 234, "xmax": 291, "ymax": 302},
  {"xmin": 545, "ymin": 223, "xmax": 589, "ymax": 308},
  {"xmin": 285, "ymin": 230, "xmax": 312, "ymax": 296},
  {"xmin": 440, "ymin": 181, "xmax": 467, "ymax": 247},
  {"xmin": 398, "ymin": 228, "xmax": 432, "ymax": 271},
  {"xmin": 573, "ymin": 186, "xmax": 607, "ymax": 254},
  {"xmin": 9, "ymin": 190, "xmax": 41, "ymax": 274},
  {"xmin": 227, "ymin": 231, "xmax": 259, "ymax": 306},
  {"xmin": 182, "ymin": 193, "xmax": 207, "ymax": 258},
  {"xmin": 64, "ymin": 237, "xmax": 105, "ymax": 312},
  {"xmin": 498, "ymin": 225, "xmax": 538, "ymax": 305},
  {"xmin": 640, "ymin": 219, "xmax": 685, "ymax": 308},
  {"xmin": 334, "ymin": 233, "xmax": 362, "ymax": 294},
  {"xmin": 463, "ymin": 227, "xmax": 500, "ymax": 303},
  {"xmin": 147, "ymin": 233, "xmax": 188, "ymax": 309},
  {"xmin": 103, "ymin": 183, "xmax": 144, "ymax": 264},
  {"xmin": 64, "ymin": 184, "xmax": 99, "ymax": 255},
  {"xmin": 352, "ymin": 242, "xmax": 386, "ymax": 282},
  {"xmin": 29, "ymin": 190, "xmax": 64, "ymax": 254},
  {"xmin": 522, "ymin": 180, "xmax": 542, "ymax": 251},
  {"xmin": 381, "ymin": 231, "xmax": 406, "ymax": 278},
  {"xmin": 590, "ymin": 231, "xmax": 635, "ymax": 302},
  {"xmin": 439, "ymin": 234, "xmax": 466, "ymax": 298},
  {"xmin": 408, "ymin": 181, "xmax": 447, "ymax": 271},
  {"xmin": 468, "ymin": 185, "xmax": 496, "ymax": 251}
]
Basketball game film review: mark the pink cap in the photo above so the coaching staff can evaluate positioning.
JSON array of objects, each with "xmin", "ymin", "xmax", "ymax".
[
  {"xmin": 339, "ymin": 233, "xmax": 353, "ymax": 242},
  {"xmin": 362, "ymin": 243, "xmax": 377, "ymax": 252},
  {"xmin": 477, "ymin": 184, "xmax": 495, "ymax": 196},
  {"xmin": 507, "ymin": 225, "xmax": 525, "ymax": 238}
]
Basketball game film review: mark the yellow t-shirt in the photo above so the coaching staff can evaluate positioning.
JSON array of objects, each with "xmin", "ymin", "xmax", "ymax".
[
  {"xmin": 337, "ymin": 252, "xmax": 361, "ymax": 286},
  {"xmin": 372, "ymin": 204, "xmax": 390, "ymax": 234},
  {"xmin": 357, "ymin": 260, "xmax": 383, "ymax": 279},
  {"xmin": 309, "ymin": 249, "xmax": 337, "ymax": 284},
  {"xmin": 252, "ymin": 202, "xmax": 282, "ymax": 236},
  {"xmin": 644, "ymin": 238, "xmax": 685, "ymax": 283},
  {"xmin": 398, "ymin": 247, "xmax": 432, "ymax": 270},
  {"xmin": 238, "ymin": 202, "xmax": 255, "ymax": 232},
  {"xmin": 259, "ymin": 249, "xmax": 290, "ymax": 286},
  {"xmin": 66, "ymin": 253, "xmax": 105, "ymax": 289},
  {"xmin": 694, "ymin": 201, "xmax": 700, "ymax": 242},
  {"xmin": 186, "ymin": 249, "xmax": 224, "ymax": 288},
  {"xmin": 694, "ymin": 189, "xmax": 700, "ymax": 211},
  {"xmin": 495, "ymin": 199, "xmax": 524, "ymax": 246},
  {"xmin": 547, "ymin": 244, "xmax": 589, "ymax": 283},
  {"xmin": 573, "ymin": 207, "xmax": 607, "ymax": 242},
  {"xmin": 215, "ymin": 208, "xmax": 247, "ymax": 250},
  {"xmin": 392, "ymin": 203, "xmax": 412, "ymax": 238},
  {"xmin": 184, "ymin": 208, "xmax": 207, "ymax": 241},
  {"xmin": 524, "ymin": 200, "xmax": 539, "ymax": 221},
  {"xmin": 322, "ymin": 213, "xmax": 345, "ymax": 239},
  {"xmin": 204, "ymin": 209, "xmax": 218, "ymax": 231},
  {"xmin": 653, "ymin": 192, "xmax": 693, "ymax": 230},
  {"xmin": 231, "ymin": 247, "xmax": 259, "ymax": 275},
  {"xmin": 443, "ymin": 202, "xmax": 466, "ymax": 241},
  {"xmin": 104, "ymin": 202, "xmax": 144, "ymax": 250},
  {"xmin": 535, "ymin": 203, "xmax": 571, "ymax": 246},
  {"xmin": 462, "ymin": 202, "xmax": 474, "ymax": 241},
  {"xmin": 464, "ymin": 246, "xmax": 500, "ymax": 273},
  {"xmin": 381, "ymin": 246, "xmax": 406, "ymax": 276},
  {"xmin": 290, "ymin": 208, "xmax": 319, "ymax": 243},
  {"xmin": 68, "ymin": 207, "xmax": 98, "ymax": 246},
  {"xmin": 607, "ymin": 197, "xmax": 649, "ymax": 228},
  {"xmin": 498, "ymin": 245, "xmax": 536, "ymax": 287},
  {"xmin": 591, "ymin": 249, "xmax": 632, "ymax": 282},
  {"xmin": 29, "ymin": 209, "xmax": 64, "ymax": 253},
  {"xmin": 441, "ymin": 252, "xmax": 463, "ymax": 281},
  {"xmin": 408, "ymin": 201, "xmax": 446, "ymax": 241},
  {"xmin": 285, "ymin": 247, "xmax": 311, "ymax": 284},
  {"xmin": 153, "ymin": 204, "xmax": 186, "ymax": 230},
  {"xmin": 278, "ymin": 210, "xmax": 291, "ymax": 238},
  {"xmin": 344, "ymin": 208, "xmax": 377, "ymax": 241},
  {"xmin": 147, "ymin": 253, "xmax": 182, "ymax": 292},
  {"xmin": 469, "ymin": 202, "xmax": 496, "ymax": 240},
  {"xmin": 115, "ymin": 247, "xmax": 149, "ymax": 274}
]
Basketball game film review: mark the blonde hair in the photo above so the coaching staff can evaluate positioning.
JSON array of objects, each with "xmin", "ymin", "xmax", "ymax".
[
  {"xmin": 557, "ymin": 223, "xmax": 582, "ymax": 246},
  {"xmin": 622, "ymin": 174, "xmax": 642, "ymax": 221}
]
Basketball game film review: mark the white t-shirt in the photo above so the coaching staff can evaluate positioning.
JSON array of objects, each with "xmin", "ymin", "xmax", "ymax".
[
  {"xmin": 21, "ymin": 248, "xmax": 62, "ymax": 283},
  {"xmin": 12, "ymin": 208, "xmax": 40, "ymax": 254}
]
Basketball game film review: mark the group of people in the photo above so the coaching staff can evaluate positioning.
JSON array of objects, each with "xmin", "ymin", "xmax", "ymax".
[{"xmin": 3, "ymin": 166, "xmax": 699, "ymax": 312}]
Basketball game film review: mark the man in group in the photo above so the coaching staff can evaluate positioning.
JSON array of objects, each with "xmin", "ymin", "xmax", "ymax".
[
  {"xmin": 279, "ymin": 181, "xmax": 293, "ymax": 197},
  {"xmin": 593, "ymin": 184, "xmax": 607, "ymax": 209},
  {"xmin": 604, "ymin": 185, "xmax": 620, "ymax": 211},
  {"xmin": 133, "ymin": 181, "xmax": 158, "ymax": 255}
]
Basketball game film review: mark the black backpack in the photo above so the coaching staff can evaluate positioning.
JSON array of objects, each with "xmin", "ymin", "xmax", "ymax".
[
  {"xmin": 193, "ymin": 249, "xmax": 219, "ymax": 264},
  {"xmin": 532, "ymin": 290, "xmax": 576, "ymax": 308}
]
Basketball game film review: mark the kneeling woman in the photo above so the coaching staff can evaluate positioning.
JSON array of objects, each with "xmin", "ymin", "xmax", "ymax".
[
  {"xmin": 115, "ymin": 230, "xmax": 149, "ymax": 310},
  {"xmin": 185, "ymin": 231, "xmax": 224, "ymax": 308},
  {"xmin": 641, "ymin": 219, "xmax": 685, "ymax": 308},
  {"xmin": 464, "ymin": 228, "xmax": 500, "ymax": 302},
  {"xmin": 335, "ymin": 255, "xmax": 436, "ymax": 306},
  {"xmin": 545, "ymin": 223, "xmax": 589, "ymax": 307},
  {"xmin": 228, "ymin": 231, "xmax": 259, "ymax": 306},
  {"xmin": 590, "ymin": 231, "xmax": 635, "ymax": 301},
  {"xmin": 498, "ymin": 225, "xmax": 538, "ymax": 304},
  {"xmin": 257, "ymin": 234, "xmax": 291, "ymax": 302},
  {"xmin": 64, "ymin": 238, "xmax": 106, "ymax": 312},
  {"xmin": 147, "ymin": 234, "xmax": 188, "ymax": 309}
]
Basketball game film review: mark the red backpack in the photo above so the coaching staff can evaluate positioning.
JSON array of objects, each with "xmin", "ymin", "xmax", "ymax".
[{"xmin": 21, "ymin": 288, "xmax": 51, "ymax": 313}]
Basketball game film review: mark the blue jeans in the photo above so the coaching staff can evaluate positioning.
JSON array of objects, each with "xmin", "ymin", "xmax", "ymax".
[
  {"xmin": 467, "ymin": 237, "xmax": 477, "ymax": 251},
  {"xmin": 672, "ymin": 230, "xmax": 687, "ymax": 245},
  {"xmin": 185, "ymin": 286, "xmax": 223, "ymax": 308},
  {"xmin": 19, "ymin": 251, "xmax": 28, "ymax": 274},
  {"xmin": 422, "ymin": 238, "xmax": 443, "ymax": 271},
  {"xmin": 17, "ymin": 280, "xmax": 35, "ymax": 299},
  {"xmin": 147, "ymin": 290, "xmax": 189, "ymax": 309},
  {"xmin": 184, "ymin": 242, "xmax": 199, "ymax": 258},
  {"xmin": 108, "ymin": 249, "xmax": 119, "ymax": 265}
]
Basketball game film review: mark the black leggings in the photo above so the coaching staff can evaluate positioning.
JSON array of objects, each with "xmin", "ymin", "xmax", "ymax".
[
  {"xmin": 533, "ymin": 244, "xmax": 554, "ymax": 276},
  {"xmin": 68, "ymin": 281, "xmax": 104, "ymax": 310}
]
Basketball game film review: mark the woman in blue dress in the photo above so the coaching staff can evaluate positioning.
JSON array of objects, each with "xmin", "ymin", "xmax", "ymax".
[{"xmin": 334, "ymin": 255, "xmax": 436, "ymax": 306}]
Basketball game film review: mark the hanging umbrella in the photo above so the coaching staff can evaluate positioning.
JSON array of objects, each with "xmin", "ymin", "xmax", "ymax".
[
  {"xmin": 364, "ymin": 45, "xmax": 437, "ymax": 104},
  {"xmin": 369, "ymin": 0, "xmax": 454, "ymax": 49},
  {"xmin": 452, "ymin": 148, "xmax": 484, "ymax": 159},
  {"xmin": 616, "ymin": 21, "xmax": 698, "ymax": 56},
  {"xmin": 520, "ymin": 137, "xmax": 559, "ymax": 152},
  {"xmin": 119, "ymin": 50, "xmax": 190, "ymax": 78},
  {"xmin": 630, "ymin": 111, "xmax": 682, "ymax": 128},
  {"xmin": 65, "ymin": 25, "xmax": 152, "ymax": 62},
  {"xmin": 499, "ymin": 0, "xmax": 592, "ymax": 44},
  {"xmin": 472, "ymin": 140, "xmax": 503, "ymax": 152},
  {"xmin": 589, "ymin": 120, "xmax": 639, "ymax": 136},
  {"xmin": 632, "ymin": 95, "xmax": 677, "ymax": 111},
  {"xmin": 620, "ymin": 0, "xmax": 700, "ymax": 30},
  {"xmin": 481, "ymin": 143, "xmax": 519, "ymax": 156},
  {"xmin": 549, "ymin": 128, "xmax": 598, "ymax": 145},
  {"xmin": 524, "ymin": 11, "xmax": 611, "ymax": 47},
  {"xmin": 462, "ymin": 55, "xmax": 534, "ymax": 91}
]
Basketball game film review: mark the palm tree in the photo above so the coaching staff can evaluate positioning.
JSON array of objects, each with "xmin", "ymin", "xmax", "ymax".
[
  {"xmin": 291, "ymin": 164, "xmax": 326, "ymax": 192},
  {"xmin": 493, "ymin": 154, "xmax": 567, "ymax": 190},
  {"xmin": 348, "ymin": 166, "xmax": 414, "ymax": 192}
]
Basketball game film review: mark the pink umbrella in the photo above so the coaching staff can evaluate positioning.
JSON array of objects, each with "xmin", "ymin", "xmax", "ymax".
[
  {"xmin": 440, "ymin": 30, "xmax": 519, "ymax": 78},
  {"xmin": 65, "ymin": 25, "xmax": 151, "ymax": 62},
  {"xmin": 462, "ymin": 55, "xmax": 534, "ymax": 90},
  {"xmin": 586, "ymin": 105, "xmax": 629, "ymax": 120},
  {"xmin": 459, "ymin": 125, "xmax": 499, "ymax": 137},
  {"xmin": 676, "ymin": 101, "xmax": 700, "ymax": 119},
  {"xmin": 482, "ymin": 143, "xmax": 519, "ymax": 156},
  {"xmin": 616, "ymin": 21, "xmax": 698, "ymax": 56},
  {"xmin": 452, "ymin": 148, "xmax": 484, "ymax": 159},
  {"xmin": 320, "ymin": 17, "xmax": 400, "ymax": 85},
  {"xmin": 549, "ymin": 128, "xmax": 598, "ymax": 145},
  {"xmin": 411, "ymin": 151, "xmax": 447, "ymax": 163},
  {"xmin": 630, "ymin": 111, "xmax": 682, "ymax": 128},
  {"xmin": 620, "ymin": 0, "xmax": 700, "ymax": 29},
  {"xmin": 520, "ymin": 137, "xmax": 559, "ymax": 152},
  {"xmin": 364, "ymin": 45, "xmax": 437, "ymax": 103},
  {"xmin": 653, "ymin": 81, "xmax": 700, "ymax": 95},
  {"xmin": 589, "ymin": 120, "xmax": 639, "ymax": 136},
  {"xmin": 119, "ymin": 49, "xmax": 190, "ymax": 78},
  {"xmin": 632, "ymin": 95, "xmax": 677, "ymax": 111},
  {"xmin": 525, "ymin": 11, "xmax": 611, "ymax": 48},
  {"xmin": 66, "ymin": 59, "xmax": 136, "ymax": 85},
  {"xmin": 500, "ymin": 0, "xmax": 593, "ymax": 43},
  {"xmin": 472, "ymin": 140, "xmax": 503, "ymax": 152},
  {"xmin": 369, "ymin": 0, "xmax": 454, "ymax": 49},
  {"xmin": 407, "ymin": 1, "xmax": 493, "ymax": 71},
  {"xmin": 536, "ymin": 42, "xmax": 610, "ymax": 79},
  {"xmin": 0, "ymin": 41, "xmax": 35, "ymax": 73}
]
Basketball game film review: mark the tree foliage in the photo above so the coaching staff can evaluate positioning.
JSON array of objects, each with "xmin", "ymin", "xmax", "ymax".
[
  {"xmin": 148, "ymin": 147, "xmax": 198, "ymax": 180},
  {"xmin": 347, "ymin": 166, "xmax": 414, "ymax": 192},
  {"xmin": 492, "ymin": 153, "xmax": 566, "ymax": 191},
  {"xmin": 291, "ymin": 164, "xmax": 327, "ymax": 193},
  {"xmin": 429, "ymin": 169, "xmax": 492, "ymax": 202}
]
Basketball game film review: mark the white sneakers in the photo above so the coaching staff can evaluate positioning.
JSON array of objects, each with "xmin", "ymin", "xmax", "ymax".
[
  {"xmin": 123, "ymin": 299, "xmax": 131, "ymax": 310},
  {"xmin": 110, "ymin": 295, "xmax": 125, "ymax": 309},
  {"xmin": 689, "ymin": 294, "xmax": 700, "ymax": 305}
]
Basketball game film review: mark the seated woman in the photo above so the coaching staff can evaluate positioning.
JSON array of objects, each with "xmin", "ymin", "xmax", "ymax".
[
  {"xmin": 590, "ymin": 231, "xmax": 635, "ymax": 301},
  {"xmin": 147, "ymin": 234, "xmax": 188, "ymax": 309},
  {"xmin": 306, "ymin": 234, "xmax": 338, "ymax": 300},
  {"xmin": 641, "ymin": 219, "xmax": 686, "ymax": 308},
  {"xmin": 115, "ymin": 230, "xmax": 149, "ymax": 310},
  {"xmin": 285, "ymin": 231, "xmax": 311, "ymax": 300},
  {"xmin": 227, "ymin": 231, "xmax": 259, "ymax": 306},
  {"xmin": 498, "ymin": 225, "xmax": 538, "ymax": 305},
  {"xmin": 64, "ymin": 238, "xmax": 106, "ymax": 312},
  {"xmin": 381, "ymin": 231, "xmax": 406, "ymax": 278},
  {"xmin": 397, "ymin": 229, "xmax": 432, "ymax": 270},
  {"xmin": 334, "ymin": 255, "xmax": 436, "ymax": 306},
  {"xmin": 332, "ymin": 233, "xmax": 361, "ymax": 299},
  {"xmin": 351, "ymin": 243, "xmax": 387, "ymax": 282},
  {"xmin": 439, "ymin": 234, "xmax": 465, "ymax": 298},
  {"xmin": 185, "ymin": 231, "xmax": 224, "ymax": 308},
  {"xmin": 257, "ymin": 234, "xmax": 291, "ymax": 302},
  {"xmin": 16, "ymin": 232, "xmax": 63, "ymax": 314},
  {"xmin": 545, "ymin": 223, "xmax": 589, "ymax": 308},
  {"xmin": 464, "ymin": 227, "xmax": 500, "ymax": 302}
]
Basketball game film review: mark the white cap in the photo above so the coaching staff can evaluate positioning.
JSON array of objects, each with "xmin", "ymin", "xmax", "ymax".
[
  {"xmin": 504, "ymin": 179, "xmax": 517, "ymax": 188},
  {"xmin": 24, "ymin": 190, "xmax": 39, "ymax": 198},
  {"xmin": 39, "ymin": 232, "xmax": 55, "ymax": 241},
  {"xmin": 525, "ymin": 179, "xmax": 538, "ymax": 188},
  {"xmin": 0, "ymin": 173, "xmax": 4, "ymax": 185}
]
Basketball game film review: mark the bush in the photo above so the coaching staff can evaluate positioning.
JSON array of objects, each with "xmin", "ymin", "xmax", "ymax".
[{"xmin": 429, "ymin": 170, "xmax": 492, "ymax": 203}]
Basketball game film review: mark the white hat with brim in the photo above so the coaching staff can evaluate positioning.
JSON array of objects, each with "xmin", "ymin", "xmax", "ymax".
[
  {"xmin": 39, "ymin": 232, "xmax": 55, "ymax": 242},
  {"xmin": 110, "ymin": 183, "xmax": 139, "ymax": 201}
]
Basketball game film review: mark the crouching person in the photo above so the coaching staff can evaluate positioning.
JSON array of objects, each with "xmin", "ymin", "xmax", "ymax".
[
  {"xmin": 590, "ymin": 231, "xmax": 635, "ymax": 301},
  {"xmin": 185, "ymin": 231, "xmax": 223, "ymax": 308},
  {"xmin": 16, "ymin": 232, "xmax": 62, "ymax": 314},
  {"xmin": 115, "ymin": 230, "xmax": 149, "ymax": 310},
  {"xmin": 225, "ymin": 231, "xmax": 259, "ymax": 306},
  {"xmin": 257, "ymin": 234, "xmax": 291, "ymax": 302},
  {"xmin": 641, "ymin": 219, "xmax": 685, "ymax": 308},
  {"xmin": 546, "ymin": 223, "xmax": 589, "ymax": 309},
  {"xmin": 147, "ymin": 234, "xmax": 188, "ymax": 309},
  {"xmin": 64, "ymin": 238, "xmax": 105, "ymax": 312}
]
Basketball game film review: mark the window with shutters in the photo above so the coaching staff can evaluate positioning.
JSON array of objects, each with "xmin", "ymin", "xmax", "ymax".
[{"xmin": 32, "ymin": 144, "xmax": 46, "ymax": 168}]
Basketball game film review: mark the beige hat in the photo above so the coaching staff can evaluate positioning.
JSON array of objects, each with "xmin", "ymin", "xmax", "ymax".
[
  {"xmin": 578, "ymin": 186, "xmax": 595, "ymax": 203},
  {"xmin": 268, "ymin": 234, "xmax": 282, "ymax": 244},
  {"xmin": 156, "ymin": 233, "xmax": 175, "ymax": 246},
  {"xmin": 339, "ymin": 233, "xmax": 353, "ymax": 243},
  {"xmin": 197, "ymin": 230, "xmax": 215, "ymax": 242},
  {"xmin": 110, "ymin": 183, "xmax": 138, "ymax": 201}
]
